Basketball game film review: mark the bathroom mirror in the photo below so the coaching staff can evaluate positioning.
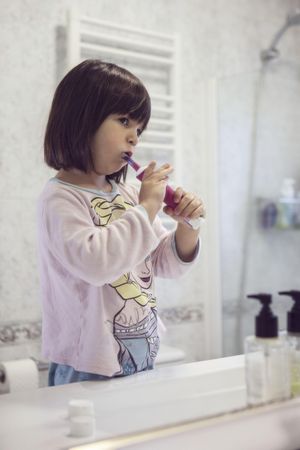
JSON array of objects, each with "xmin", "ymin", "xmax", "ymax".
[{"xmin": 1, "ymin": 1, "xmax": 300, "ymax": 425}]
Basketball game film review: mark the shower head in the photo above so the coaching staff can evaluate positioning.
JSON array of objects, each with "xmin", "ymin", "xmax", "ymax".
[
  {"xmin": 260, "ymin": 9, "xmax": 300, "ymax": 63},
  {"xmin": 260, "ymin": 47, "xmax": 280, "ymax": 62}
]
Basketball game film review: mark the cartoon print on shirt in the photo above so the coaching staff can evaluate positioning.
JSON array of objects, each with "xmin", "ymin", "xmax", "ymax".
[
  {"xmin": 110, "ymin": 259, "xmax": 159, "ymax": 375},
  {"xmin": 90, "ymin": 194, "xmax": 133, "ymax": 226},
  {"xmin": 90, "ymin": 194, "xmax": 159, "ymax": 375}
]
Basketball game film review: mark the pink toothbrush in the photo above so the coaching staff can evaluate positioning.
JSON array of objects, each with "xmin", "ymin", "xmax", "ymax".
[{"xmin": 123, "ymin": 155, "xmax": 204, "ymax": 230}]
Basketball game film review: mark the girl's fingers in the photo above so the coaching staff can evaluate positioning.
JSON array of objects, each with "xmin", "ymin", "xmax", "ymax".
[
  {"xmin": 143, "ymin": 162, "xmax": 172, "ymax": 181},
  {"xmin": 152, "ymin": 164, "xmax": 173, "ymax": 181},
  {"xmin": 173, "ymin": 187, "xmax": 184, "ymax": 204},
  {"xmin": 175, "ymin": 196, "xmax": 205, "ymax": 219},
  {"xmin": 141, "ymin": 161, "xmax": 158, "ymax": 181},
  {"xmin": 143, "ymin": 161, "xmax": 156, "ymax": 175},
  {"xmin": 163, "ymin": 188, "xmax": 206, "ymax": 224},
  {"xmin": 198, "ymin": 204, "xmax": 206, "ymax": 218},
  {"xmin": 174, "ymin": 193, "xmax": 194, "ymax": 216},
  {"xmin": 188, "ymin": 204, "xmax": 205, "ymax": 219}
]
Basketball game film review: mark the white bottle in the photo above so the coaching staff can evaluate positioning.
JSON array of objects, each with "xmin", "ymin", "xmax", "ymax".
[
  {"xmin": 278, "ymin": 291, "xmax": 300, "ymax": 396},
  {"xmin": 277, "ymin": 178, "xmax": 296, "ymax": 228},
  {"xmin": 244, "ymin": 293, "xmax": 291, "ymax": 406}
]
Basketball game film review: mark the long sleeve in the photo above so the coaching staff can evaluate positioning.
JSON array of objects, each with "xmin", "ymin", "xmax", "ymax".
[
  {"xmin": 150, "ymin": 219, "xmax": 200, "ymax": 278},
  {"xmin": 38, "ymin": 187, "xmax": 160, "ymax": 286},
  {"xmin": 119, "ymin": 183, "xmax": 201, "ymax": 279}
]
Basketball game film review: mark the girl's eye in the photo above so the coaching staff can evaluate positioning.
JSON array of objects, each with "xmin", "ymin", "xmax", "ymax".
[
  {"xmin": 119, "ymin": 117, "xmax": 142, "ymax": 137},
  {"xmin": 119, "ymin": 117, "xmax": 129, "ymax": 126}
]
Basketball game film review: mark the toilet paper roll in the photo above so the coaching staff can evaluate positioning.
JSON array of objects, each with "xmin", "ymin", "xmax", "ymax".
[{"xmin": 0, "ymin": 359, "xmax": 39, "ymax": 394}]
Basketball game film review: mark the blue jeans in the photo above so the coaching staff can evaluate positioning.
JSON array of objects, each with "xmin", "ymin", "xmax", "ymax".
[{"xmin": 48, "ymin": 361, "xmax": 153, "ymax": 386}]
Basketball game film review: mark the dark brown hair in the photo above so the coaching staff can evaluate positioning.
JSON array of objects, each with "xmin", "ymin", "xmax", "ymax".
[{"xmin": 44, "ymin": 59, "xmax": 151, "ymax": 183}]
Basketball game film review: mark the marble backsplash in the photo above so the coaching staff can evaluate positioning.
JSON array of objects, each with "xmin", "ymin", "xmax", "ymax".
[{"xmin": 0, "ymin": 304, "xmax": 204, "ymax": 365}]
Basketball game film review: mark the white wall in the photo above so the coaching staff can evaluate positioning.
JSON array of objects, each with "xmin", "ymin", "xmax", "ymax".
[{"xmin": 218, "ymin": 0, "xmax": 300, "ymax": 354}]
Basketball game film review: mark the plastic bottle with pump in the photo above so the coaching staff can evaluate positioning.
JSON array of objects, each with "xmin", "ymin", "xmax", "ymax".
[
  {"xmin": 244, "ymin": 293, "xmax": 290, "ymax": 406},
  {"xmin": 278, "ymin": 290, "xmax": 300, "ymax": 396},
  {"xmin": 277, "ymin": 178, "xmax": 297, "ymax": 228}
]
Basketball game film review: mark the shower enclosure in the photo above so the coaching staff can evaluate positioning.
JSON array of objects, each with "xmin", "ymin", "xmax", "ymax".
[{"xmin": 220, "ymin": 9, "xmax": 300, "ymax": 356}]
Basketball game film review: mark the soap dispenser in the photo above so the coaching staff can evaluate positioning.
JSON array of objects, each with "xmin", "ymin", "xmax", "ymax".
[
  {"xmin": 278, "ymin": 290, "xmax": 300, "ymax": 396},
  {"xmin": 245, "ymin": 293, "xmax": 290, "ymax": 406}
]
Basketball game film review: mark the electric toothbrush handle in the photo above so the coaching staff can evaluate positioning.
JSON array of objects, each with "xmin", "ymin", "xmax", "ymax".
[
  {"xmin": 164, "ymin": 185, "xmax": 204, "ymax": 229},
  {"xmin": 137, "ymin": 173, "xmax": 177, "ymax": 208},
  {"xmin": 164, "ymin": 185, "xmax": 177, "ymax": 209},
  {"xmin": 136, "ymin": 170, "xmax": 204, "ymax": 230}
]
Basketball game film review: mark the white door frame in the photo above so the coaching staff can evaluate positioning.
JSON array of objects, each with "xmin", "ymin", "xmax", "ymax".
[{"xmin": 199, "ymin": 78, "xmax": 222, "ymax": 359}]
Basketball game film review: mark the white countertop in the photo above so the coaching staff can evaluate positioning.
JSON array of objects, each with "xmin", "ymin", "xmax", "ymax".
[
  {"xmin": 115, "ymin": 396, "xmax": 300, "ymax": 450},
  {"xmin": 0, "ymin": 355, "xmax": 246, "ymax": 450}
]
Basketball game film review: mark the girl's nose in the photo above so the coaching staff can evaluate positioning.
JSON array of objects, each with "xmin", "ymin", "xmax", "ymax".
[{"xmin": 128, "ymin": 132, "xmax": 138, "ymax": 146}]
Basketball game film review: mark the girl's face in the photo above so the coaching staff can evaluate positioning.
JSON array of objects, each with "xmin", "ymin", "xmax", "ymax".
[{"xmin": 90, "ymin": 114, "xmax": 143, "ymax": 175}]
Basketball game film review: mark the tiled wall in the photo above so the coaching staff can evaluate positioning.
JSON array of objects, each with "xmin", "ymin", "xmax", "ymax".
[{"xmin": 1, "ymin": 0, "xmax": 300, "ymax": 362}]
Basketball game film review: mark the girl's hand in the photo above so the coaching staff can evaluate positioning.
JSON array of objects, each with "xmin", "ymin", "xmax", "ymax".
[
  {"xmin": 139, "ymin": 161, "xmax": 173, "ymax": 222},
  {"xmin": 163, "ymin": 187, "xmax": 206, "ymax": 226}
]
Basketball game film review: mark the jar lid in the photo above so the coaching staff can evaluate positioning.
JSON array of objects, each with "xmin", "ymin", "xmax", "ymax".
[{"xmin": 68, "ymin": 399, "xmax": 95, "ymax": 418}]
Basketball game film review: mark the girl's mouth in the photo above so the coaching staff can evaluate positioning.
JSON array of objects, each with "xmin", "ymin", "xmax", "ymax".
[
  {"xmin": 140, "ymin": 276, "xmax": 151, "ymax": 283},
  {"xmin": 122, "ymin": 151, "xmax": 133, "ymax": 160}
]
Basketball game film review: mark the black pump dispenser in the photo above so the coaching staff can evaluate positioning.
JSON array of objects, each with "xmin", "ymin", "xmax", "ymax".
[
  {"xmin": 248, "ymin": 293, "xmax": 278, "ymax": 338},
  {"xmin": 278, "ymin": 290, "xmax": 300, "ymax": 334}
]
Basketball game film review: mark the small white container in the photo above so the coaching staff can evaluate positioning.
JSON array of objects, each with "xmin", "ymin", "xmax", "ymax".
[
  {"xmin": 68, "ymin": 399, "xmax": 94, "ymax": 418},
  {"xmin": 69, "ymin": 415, "xmax": 95, "ymax": 438}
]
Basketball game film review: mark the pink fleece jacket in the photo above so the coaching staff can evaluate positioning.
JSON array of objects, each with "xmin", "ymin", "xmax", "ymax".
[{"xmin": 37, "ymin": 179, "xmax": 199, "ymax": 376}]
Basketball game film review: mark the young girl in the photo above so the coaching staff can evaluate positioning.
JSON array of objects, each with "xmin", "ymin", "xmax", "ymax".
[{"xmin": 37, "ymin": 59, "xmax": 205, "ymax": 386}]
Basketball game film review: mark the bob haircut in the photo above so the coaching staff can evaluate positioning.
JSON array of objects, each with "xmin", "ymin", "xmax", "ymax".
[{"xmin": 44, "ymin": 59, "xmax": 151, "ymax": 183}]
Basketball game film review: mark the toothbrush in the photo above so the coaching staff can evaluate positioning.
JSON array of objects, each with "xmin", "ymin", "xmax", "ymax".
[{"xmin": 123, "ymin": 155, "xmax": 204, "ymax": 230}]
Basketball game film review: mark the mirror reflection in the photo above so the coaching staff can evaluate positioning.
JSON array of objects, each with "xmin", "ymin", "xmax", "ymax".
[{"xmin": 1, "ymin": 2, "xmax": 300, "ymax": 449}]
